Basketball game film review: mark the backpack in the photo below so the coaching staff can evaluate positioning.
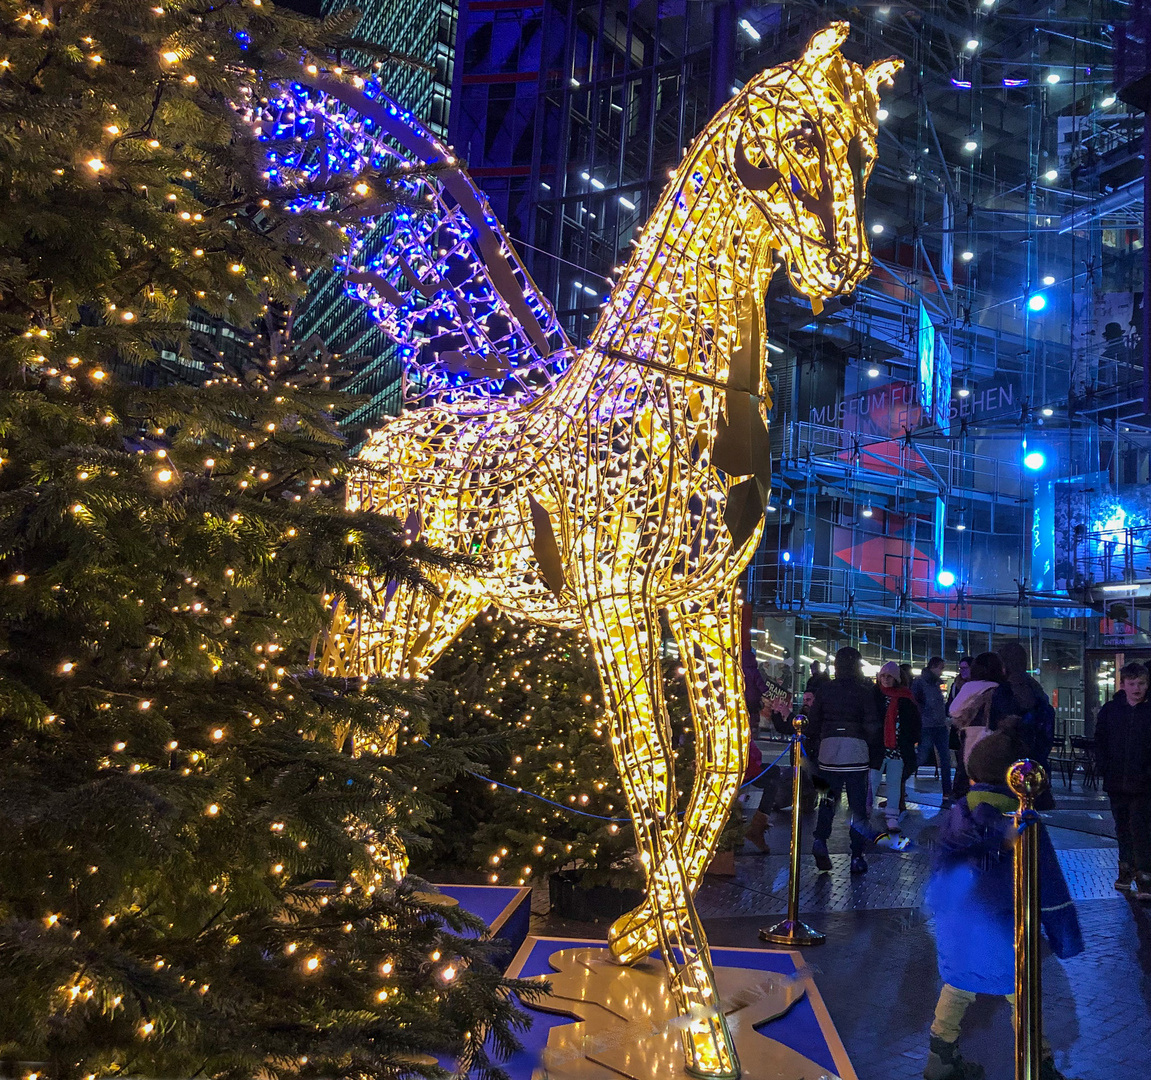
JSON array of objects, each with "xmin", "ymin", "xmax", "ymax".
[
  {"xmin": 1020, "ymin": 692, "xmax": 1056, "ymax": 763},
  {"xmin": 952, "ymin": 686, "xmax": 995, "ymax": 731}
]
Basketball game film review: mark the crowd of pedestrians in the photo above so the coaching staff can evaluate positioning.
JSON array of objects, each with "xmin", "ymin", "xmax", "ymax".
[
  {"xmin": 740, "ymin": 642, "xmax": 1151, "ymax": 1079},
  {"xmin": 739, "ymin": 646, "xmax": 1151, "ymax": 1080}
]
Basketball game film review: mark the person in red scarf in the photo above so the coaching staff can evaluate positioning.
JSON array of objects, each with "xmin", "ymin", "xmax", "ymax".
[{"xmin": 872, "ymin": 661, "xmax": 922, "ymax": 833}]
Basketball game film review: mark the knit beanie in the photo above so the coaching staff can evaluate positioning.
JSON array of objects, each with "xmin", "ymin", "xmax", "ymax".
[
  {"xmin": 967, "ymin": 729, "xmax": 1026, "ymax": 786},
  {"xmin": 879, "ymin": 661, "xmax": 901, "ymax": 680}
]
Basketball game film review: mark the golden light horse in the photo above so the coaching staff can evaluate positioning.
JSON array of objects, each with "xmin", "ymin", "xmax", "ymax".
[{"xmin": 322, "ymin": 24, "xmax": 898, "ymax": 1077}]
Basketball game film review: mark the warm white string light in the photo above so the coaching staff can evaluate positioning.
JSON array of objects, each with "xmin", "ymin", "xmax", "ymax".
[{"xmin": 315, "ymin": 24, "xmax": 897, "ymax": 1077}]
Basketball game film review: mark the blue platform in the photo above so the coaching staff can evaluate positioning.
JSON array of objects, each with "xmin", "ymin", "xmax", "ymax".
[
  {"xmin": 436, "ymin": 883, "xmax": 532, "ymax": 968},
  {"xmin": 498, "ymin": 935, "xmax": 858, "ymax": 1080}
]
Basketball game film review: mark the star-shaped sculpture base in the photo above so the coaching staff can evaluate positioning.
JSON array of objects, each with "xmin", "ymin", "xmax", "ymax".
[{"xmin": 523, "ymin": 947, "xmax": 841, "ymax": 1080}]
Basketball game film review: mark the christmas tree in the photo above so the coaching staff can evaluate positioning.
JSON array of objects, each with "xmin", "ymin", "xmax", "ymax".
[
  {"xmin": 0, "ymin": 2, "xmax": 540, "ymax": 1076},
  {"xmin": 419, "ymin": 614, "xmax": 695, "ymax": 892}
]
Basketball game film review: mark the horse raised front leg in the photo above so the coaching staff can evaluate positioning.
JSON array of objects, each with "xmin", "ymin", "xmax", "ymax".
[
  {"xmin": 607, "ymin": 595, "xmax": 747, "ymax": 964},
  {"xmin": 586, "ymin": 597, "xmax": 739, "ymax": 1079}
]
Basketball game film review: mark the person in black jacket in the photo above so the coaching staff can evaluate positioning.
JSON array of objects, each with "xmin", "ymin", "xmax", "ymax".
[
  {"xmin": 1095, "ymin": 661, "xmax": 1151, "ymax": 898},
  {"xmin": 807, "ymin": 647, "xmax": 882, "ymax": 874}
]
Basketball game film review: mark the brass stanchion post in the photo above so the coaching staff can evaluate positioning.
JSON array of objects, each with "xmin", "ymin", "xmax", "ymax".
[
  {"xmin": 760, "ymin": 714, "xmax": 825, "ymax": 946},
  {"xmin": 1007, "ymin": 759, "xmax": 1046, "ymax": 1080}
]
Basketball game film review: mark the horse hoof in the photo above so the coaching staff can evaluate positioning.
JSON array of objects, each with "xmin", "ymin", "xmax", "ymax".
[{"xmin": 607, "ymin": 904, "xmax": 657, "ymax": 963}]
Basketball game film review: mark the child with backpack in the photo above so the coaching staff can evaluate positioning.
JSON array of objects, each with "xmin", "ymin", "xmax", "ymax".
[{"xmin": 924, "ymin": 729, "xmax": 1083, "ymax": 1080}]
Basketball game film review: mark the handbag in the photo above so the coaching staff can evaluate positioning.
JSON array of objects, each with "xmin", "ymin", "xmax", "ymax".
[{"xmin": 744, "ymin": 736, "xmax": 764, "ymax": 785}]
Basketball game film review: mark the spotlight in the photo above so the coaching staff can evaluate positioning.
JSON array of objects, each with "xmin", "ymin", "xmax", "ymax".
[
  {"xmin": 781, "ymin": 551, "xmax": 792, "ymax": 563},
  {"xmin": 738, "ymin": 18, "xmax": 761, "ymax": 41},
  {"xmin": 862, "ymin": 501, "xmax": 874, "ymax": 518},
  {"xmin": 958, "ymin": 387, "xmax": 970, "ymax": 397},
  {"xmin": 1101, "ymin": 94, "xmax": 1116, "ymax": 107},
  {"xmin": 1042, "ymin": 275, "xmax": 1055, "ymax": 286},
  {"xmin": 964, "ymin": 139, "xmax": 978, "ymax": 152},
  {"xmin": 868, "ymin": 367, "xmax": 880, "ymax": 378},
  {"xmin": 1023, "ymin": 449, "xmax": 1046, "ymax": 471},
  {"xmin": 871, "ymin": 223, "xmax": 885, "ymax": 234},
  {"xmin": 908, "ymin": 172, "xmax": 918, "ymax": 181},
  {"xmin": 877, "ymin": 108, "xmax": 889, "ymax": 121},
  {"xmin": 937, "ymin": 569, "xmax": 957, "ymax": 588},
  {"xmin": 1027, "ymin": 293, "xmax": 1047, "ymax": 313},
  {"xmin": 961, "ymin": 250, "xmax": 974, "ymax": 261},
  {"xmin": 965, "ymin": 38, "xmax": 980, "ymax": 51},
  {"xmin": 1041, "ymin": 407, "xmax": 1054, "ymax": 417},
  {"xmin": 955, "ymin": 511, "xmax": 967, "ymax": 532},
  {"xmin": 1046, "ymin": 72, "xmax": 1060, "ymax": 84}
]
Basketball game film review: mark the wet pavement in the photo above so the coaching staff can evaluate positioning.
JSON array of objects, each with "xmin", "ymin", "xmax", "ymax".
[{"xmin": 530, "ymin": 762, "xmax": 1151, "ymax": 1080}]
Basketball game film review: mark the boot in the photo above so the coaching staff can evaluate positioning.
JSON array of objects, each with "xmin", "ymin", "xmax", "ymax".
[
  {"xmin": 744, "ymin": 811, "xmax": 770, "ymax": 853},
  {"xmin": 923, "ymin": 1036, "xmax": 985, "ymax": 1080},
  {"xmin": 1040, "ymin": 1051, "xmax": 1076, "ymax": 1080},
  {"xmin": 1134, "ymin": 872, "xmax": 1151, "ymax": 901},
  {"xmin": 812, "ymin": 837, "xmax": 832, "ymax": 872},
  {"xmin": 1115, "ymin": 863, "xmax": 1134, "ymax": 891}
]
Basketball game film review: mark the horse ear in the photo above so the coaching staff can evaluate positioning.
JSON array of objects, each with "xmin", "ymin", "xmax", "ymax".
[
  {"xmin": 801, "ymin": 21, "xmax": 849, "ymax": 64},
  {"xmin": 863, "ymin": 59, "xmax": 903, "ymax": 96}
]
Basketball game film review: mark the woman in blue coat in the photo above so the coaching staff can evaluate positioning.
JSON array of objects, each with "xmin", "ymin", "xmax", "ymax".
[{"xmin": 924, "ymin": 729, "xmax": 1083, "ymax": 1080}]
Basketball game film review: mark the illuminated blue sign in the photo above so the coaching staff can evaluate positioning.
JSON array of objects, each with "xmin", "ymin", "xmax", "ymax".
[{"xmin": 918, "ymin": 302, "xmax": 935, "ymax": 422}]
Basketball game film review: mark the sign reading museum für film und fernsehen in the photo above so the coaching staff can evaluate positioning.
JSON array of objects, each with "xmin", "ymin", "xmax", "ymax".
[
  {"xmin": 809, "ymin": 300, "xmax": 1017, "ymax": 438},
  {"xmin": 808, "ymin": 376, "xmax": 1018, "ymax": 439}
]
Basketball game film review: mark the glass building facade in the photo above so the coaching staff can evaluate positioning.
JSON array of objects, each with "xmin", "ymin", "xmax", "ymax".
[
  {"xmin": 291, "ymin": 0, "xmax": 459, "ymax": 433},
  {"xmin": 449, "ymin": 0, "xmax": 1151, "ymax": 729}
]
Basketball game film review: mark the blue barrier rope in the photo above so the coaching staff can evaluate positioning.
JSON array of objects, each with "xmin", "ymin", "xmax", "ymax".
[{"xmin": 423, "ymin": 734, "xmax": 798, "ymax": 825}]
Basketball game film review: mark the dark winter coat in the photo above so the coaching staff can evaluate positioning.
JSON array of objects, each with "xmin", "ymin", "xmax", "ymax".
[
  {"xmin": 741, "ymin": 647, "xmax": 770, "ymax": 714},
  {"xmin": 925, "ymin": 784, "xmax": 1084, "ymax": 995},
  {"xmin": 1006, "ymin": 672, "xmax": 1056, "ymax": 767},
  {"xmin": 871, "ymin": 684, "xmax": 921, "ymax": 769},
  {"xmin": 807, "ymin": 673, "xmax": 882, "ymax": 772},
  {"xmin": 1094, "ymin": 690, "xmax": 1151, "ymax": 796},
  {"xmin": 912, "ymin": 672, "xmax": 948, "ymax": 728},
  {"xmin": 879, "ymin": 685, "xmax": 922, "ymax": 755}
]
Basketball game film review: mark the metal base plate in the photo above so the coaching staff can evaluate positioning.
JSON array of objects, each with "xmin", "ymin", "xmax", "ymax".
[
  {"xmin": 523, "ymin": 947, "xmax": 841, "ymax": 1080},
  {"xmin": 759, "ymin": 919, "xmax": 827, "ymax": 947}
]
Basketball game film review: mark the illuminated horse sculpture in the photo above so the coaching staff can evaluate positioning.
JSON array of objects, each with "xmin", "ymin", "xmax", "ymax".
[{"xmin": 304, "ymin": 24, "xmax": 897, "ymax": 1078}]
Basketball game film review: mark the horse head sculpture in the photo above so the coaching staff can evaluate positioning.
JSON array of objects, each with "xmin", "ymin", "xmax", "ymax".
[{"xmin": 732, "ymin": 22, "xmax": 900, "ymax": 302}]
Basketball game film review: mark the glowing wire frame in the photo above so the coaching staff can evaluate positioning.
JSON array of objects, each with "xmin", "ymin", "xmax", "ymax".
[{"xmin": 316, "ymin": 24, "xmax": 898, "ymax": 1078}]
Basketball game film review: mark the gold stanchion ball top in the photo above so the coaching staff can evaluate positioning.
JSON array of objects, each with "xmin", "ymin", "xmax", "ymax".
[
  {"xmin": 791, "ymin": 712, "xmax": 809, "ymax": 737},
  {"xmin": 1006, "ymin": 758, "xmax": 1047, "ymax": 803}
]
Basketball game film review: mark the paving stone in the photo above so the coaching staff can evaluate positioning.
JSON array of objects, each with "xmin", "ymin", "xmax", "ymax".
[{"xmin": 529, "ymin": 779, "xmax": 1149, "ymax": 1079}]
